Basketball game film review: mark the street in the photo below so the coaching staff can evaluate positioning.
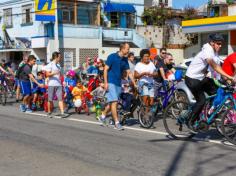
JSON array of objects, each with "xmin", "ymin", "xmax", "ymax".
[{"xmin": 0, "ymin": 103, "xmax": 236, "ymax": 176}]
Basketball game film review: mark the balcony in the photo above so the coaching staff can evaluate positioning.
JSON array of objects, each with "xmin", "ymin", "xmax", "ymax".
[
  {"xmin": 102, "ymin": 28, "xmax": 150, "ymax": 48},
  {"xmin": 58, "ymin": 24, "xmax": 102, "ymax": 39}
]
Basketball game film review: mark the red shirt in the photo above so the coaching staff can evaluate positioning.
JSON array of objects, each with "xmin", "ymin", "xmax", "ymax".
[{"xmin": 222, "ymin": 52, "xmax": 236, "ymax": 76}]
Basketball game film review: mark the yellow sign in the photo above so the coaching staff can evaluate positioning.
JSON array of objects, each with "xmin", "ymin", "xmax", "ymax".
[{"xmin": 35, "ymin": 0, "xmax": 56, "ymax": 21}]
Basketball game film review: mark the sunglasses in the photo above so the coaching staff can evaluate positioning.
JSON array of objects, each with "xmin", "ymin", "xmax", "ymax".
[
  {"xmin": 215, "ymin": 42, "xmax": 222, "ymax": 46},
  {"xmin": 161, "ymin": 52, "xmax": 167, "ymax": 54}
]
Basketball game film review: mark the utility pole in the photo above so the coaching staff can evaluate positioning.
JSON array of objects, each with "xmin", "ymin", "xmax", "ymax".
[{"xmin": 54, "ymin": 0, "xmax": 59, "ymax": 52}]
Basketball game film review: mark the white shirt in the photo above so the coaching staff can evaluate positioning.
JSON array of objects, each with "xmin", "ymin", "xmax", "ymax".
[
  {"xmin": 208, "ymin": 55, "xmax": 221, "ymax": 80},
  {"xmin": 45, "ymin": 61, "xmax": 62, "ymax": 86},
  {"xmin": 186, "ymin": 43, "xmax": 216, "ymax": 80},
  {"xmin": 134, "ymin": 61, "xmax": 156, "ymax": 83}
]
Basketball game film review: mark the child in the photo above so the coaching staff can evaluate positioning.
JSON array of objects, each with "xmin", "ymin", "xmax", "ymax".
[
  {"xmin": 64, "ymin": 70, "xmax": 77, "ymax": 112},
  {"xmin": 32, "ymin": 71, "xmax": 46, "ymax": 110},
  {"xmin": 120, "ymin": 71, "xmax": 134, "ymax": 113},
  {"xmin": 91, "ymin": 83, "xmax": 106, "ymax": 119},
  {"xmin": 72, "ymin": 80, "xmax": 88, "ymax": 112}
]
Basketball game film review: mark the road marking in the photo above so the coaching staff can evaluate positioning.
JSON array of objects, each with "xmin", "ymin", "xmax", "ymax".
[{"xmin": 27, "ymin": 112, "xmax": 234, "ymax": 146}]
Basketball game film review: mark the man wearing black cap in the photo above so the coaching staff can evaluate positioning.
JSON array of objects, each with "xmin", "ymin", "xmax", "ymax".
[{"xmin": 185, "ymin": 33, "xmax": 234, "ymax": 129}]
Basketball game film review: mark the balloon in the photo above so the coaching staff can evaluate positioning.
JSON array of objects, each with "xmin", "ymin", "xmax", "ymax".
[{"xmin": 74, "ymin": 99, "xmax": 82, "ymax": 108}]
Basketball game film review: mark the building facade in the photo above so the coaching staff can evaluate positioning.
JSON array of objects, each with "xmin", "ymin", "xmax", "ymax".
[
  {"xmin": 0, "ymin": 0, "xmax": 148, "ymax": 72},
  {"xmin": 182, "ymin": 1, "xmax": 236, "ymax": 59}
]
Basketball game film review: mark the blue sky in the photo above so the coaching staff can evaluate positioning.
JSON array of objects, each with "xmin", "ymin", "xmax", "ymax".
[{"xmin": 173, "ymin": 0, "xmax": 208, "ymax": 9}]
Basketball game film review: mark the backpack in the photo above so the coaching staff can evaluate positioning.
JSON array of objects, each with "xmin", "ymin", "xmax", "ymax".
[{"xmin": 15, "ymin": 64, "xmax": 26, "ymax": 79}]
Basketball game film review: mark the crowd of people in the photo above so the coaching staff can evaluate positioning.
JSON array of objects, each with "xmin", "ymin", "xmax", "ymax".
[{"xmin": 1, "ymin": 33, "xmax": 236, "ymax": 131}]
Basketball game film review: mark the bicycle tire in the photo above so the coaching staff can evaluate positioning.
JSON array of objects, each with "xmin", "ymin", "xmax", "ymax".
[
  {"xmin": 0, "ymin": 85, "xmax": 7, "ymax": 106},
  {"xmin": 138, "ymin": 104, "xmax": 154, "ymax": 129},
  {"xmin": 163, "ymin": 101, "xmax": 195, "ymax": 140},
  {"xmin": 220, "ymin": 107, "xmax": 236, "ymax": 145}
]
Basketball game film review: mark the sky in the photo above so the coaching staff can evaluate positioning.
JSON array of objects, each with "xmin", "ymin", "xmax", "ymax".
[{"xmin": 173, "ymin": 0, "xmax": 209, "ymax": 9}]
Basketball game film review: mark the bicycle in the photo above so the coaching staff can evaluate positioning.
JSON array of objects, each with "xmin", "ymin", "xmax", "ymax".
[
  {"xmin": 0, "ymin": 73, "xmax": 8, "ymax": 105},
  {"xmin": 137, "ymin": 80, "xmax": 184, "ymax": 129},
  {"xmin": 163, "ymin": 81, "xmax": 236, "ymax": 145}
]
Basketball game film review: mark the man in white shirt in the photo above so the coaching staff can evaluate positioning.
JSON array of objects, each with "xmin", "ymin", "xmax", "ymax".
[
  {"xmin": 185, "ymin": 33, "xmax": 234, "ymax": 128},
  {"xmin": 45, "ymin": 52, "xmax": 68, "ymax": 118}
]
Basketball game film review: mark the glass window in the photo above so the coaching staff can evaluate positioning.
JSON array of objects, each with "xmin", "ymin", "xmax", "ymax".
[
  {"xmin": 77, "ymin": 3, "xmax": 98, "ymax": 25},
  {"xmin": 22, "ymin": 4, "xmax": 33, "ymax": 24},
  {"xmin": 58, "ymin": 2, "xmax": 74, "ymax": 24},
  {"xmin": 3, "ymin": 8, "xmax": 12, "ymax": 27},
  {"xmin": 110, "ymin": 12, "xmax": 120, "ymax": 28}
]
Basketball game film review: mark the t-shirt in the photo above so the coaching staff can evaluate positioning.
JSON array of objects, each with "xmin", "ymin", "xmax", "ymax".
[
  {"xmin": 186, "ymin": 43, "xmax": 216, "ymax": 80},
  {"xmin": 222, "ymin": 52, "xmax": 236, "ymax": 76},
  {"xmin": 208, "ymin": 55, "xmax": 221, "ymax": 80},
  {"xmin": 134, "ymin": 61, "xmax": 156, "ymax": 83},
  {"xmin": 128, "ymin": 60, "xmax": 135, "ymax": 74},
  {"xmin": 19, "ymin": 64, "xmax": 32, "ymax": 82},
  {"xmin": 45, "ymin": 61, "xmax": 62, "ymax": 87},
  {"xmin": 155, "ymin": 59, "xmax": 173, "ymax": 82},
  {"xmin": 106, "ymin": 53, "xmax": 130, "ymax": 86},
  {"xmin": 72, "ymin": 86, "xmax": 87, "ymax": 101},
  {"xmin": 121, "ymin": 79, "xmax": 132, "ymax": 93},
  {"xmin": 87, "ymin": 65, "xmax": 99, "ymax": 74}
]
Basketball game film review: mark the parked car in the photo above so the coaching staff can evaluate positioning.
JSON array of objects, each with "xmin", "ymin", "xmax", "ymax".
[{"xmin": 174, "ymin": 65, "xmax": 196, "ymax": 104}]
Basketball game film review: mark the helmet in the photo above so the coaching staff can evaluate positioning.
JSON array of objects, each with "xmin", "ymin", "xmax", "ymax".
[
  {"xmin": 74, "ymin": 99, "xmax": 82, "ymax": 108},
  {"xmin": 174, "ymin": 70, "xmax": 183, "ymax": 81},
  {"xmin": 67, "ymin": 70, "xmax": 76, "ymax": 77},
  {"xmin": 209, "ymin": 33, "xmax": 224, "ymax": 42}
]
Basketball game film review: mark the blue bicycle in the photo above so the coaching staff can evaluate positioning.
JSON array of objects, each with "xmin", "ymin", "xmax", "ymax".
[{"xmin": 163, "ymin": 81, "xmax": 236, "ymax": 145}]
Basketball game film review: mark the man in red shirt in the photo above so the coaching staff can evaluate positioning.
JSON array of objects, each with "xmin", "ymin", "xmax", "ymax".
[{"xmin": 222, "ymin": 52, "xmax": 236, "ymax": 76}]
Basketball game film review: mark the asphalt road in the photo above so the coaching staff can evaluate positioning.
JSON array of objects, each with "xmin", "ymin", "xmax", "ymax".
[{"xmin": 0, "ymin": 104, "xmax": 236, "ymax": 176}]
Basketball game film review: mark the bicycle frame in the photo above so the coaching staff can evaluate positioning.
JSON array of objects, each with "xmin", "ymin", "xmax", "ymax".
[
  {"xmin": 155, "ymin": 81, "xmax": 177, "ymax": 109},
  {"xmin": 206, "ymin": 91, "xmax": 236, "ymax": 125}
]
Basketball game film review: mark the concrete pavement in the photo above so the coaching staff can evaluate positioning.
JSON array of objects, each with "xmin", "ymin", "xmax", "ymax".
[{"xmin": 0, "ymin": 103, "xmax": 236, "ymax": 176}]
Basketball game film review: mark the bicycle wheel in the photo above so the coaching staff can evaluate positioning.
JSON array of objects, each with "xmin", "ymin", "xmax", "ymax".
[
  {"xmin": 220, "ymin": 107, "xmax": 236, "ymax": 145},
  {"xmin": 163, "ymin": 101, "xmax": 195, "ymax": 140},
  {"xmin": 138, "ymin": 104, "xmax": 154, "ymax": 129},
  {"xmin": 0, "ymin": 85, "xmax": 7, "ymax": 106}
]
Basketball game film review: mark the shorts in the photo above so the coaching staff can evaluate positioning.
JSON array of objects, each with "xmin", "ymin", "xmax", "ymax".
[
  {"xmin": 141, "ymin": 84, "xmax": 154, "ymax": 97},
  {"xmin": 48, "ymin": 86, "xmax": 63, "ymax": 101},
  {"xmin": 20, "ymin": 80, "xmax": 32, "ymax": 96},
  {"xmin": 15, "ymin": 78, "xmax": 20, "ymax": 87},
  {"xmin": 32, "ymin": 87, "xmax": 46, "ymax": 94},
  {"xmin": 106, "ymin": 83, "xmax": 121, "ymax": 103}
]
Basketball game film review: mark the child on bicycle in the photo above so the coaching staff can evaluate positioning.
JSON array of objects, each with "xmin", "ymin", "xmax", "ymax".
[
  {"xmin": 64, "ymin": 70, "xmax": 77, "ymax": 112},
  {"xmin": 32, "ymin": 71, "xmax": 46, "ymax": 110},
  {"xmin": 72, "ymin": 80, "xmax": 88, "ymax": 112},
  {"xmin": 120, "ymin": 70, "xmax": 134, "ymax": 114}
]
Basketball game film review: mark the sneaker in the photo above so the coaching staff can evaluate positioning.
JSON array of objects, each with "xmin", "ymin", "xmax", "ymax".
[
  {"xmin": 57, "ymin": 113, "xmax": 70, "ymax": 118},
  {"xmin": 25, "ymin": 108, "xmax": 32, "ymax": 113},
  {"xmin": 20, "ymin": 104, "xmax": 26, "ymax": 112},
  {"xmin": 98, "ymin": 116, "xmax": 107, "ymax": 126},
  {"xmin": 31, "ymin": 103, "xmax": 36, "ymax": 110},
  {"xmin": 114, "ymin": 123, "xmax": 124, "ymax": 131},
  {"xmin": 47, "ymin": 112, "xmax": 53, "ymax": 118}
]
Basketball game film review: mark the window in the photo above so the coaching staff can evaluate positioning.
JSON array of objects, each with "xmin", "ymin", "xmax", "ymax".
[
  {"xmin": 77, "ymin": 3, "xmax": 98, "ymax": 25},
  {"xmin": 110, "ymin": 12, "xmax": 120, "ymax": 28},
  {"xmin": 126, "ymin": 13, "xmax": 135, "ymax": 28},
  {"xmin": 22, "ymin": 4, "xmax": 33, "ymax": 25},
  {"xmin": 3, "ymin": 8, "xmax": 12, "ymax": 27},
  {"xmin": 58, "ymin": 2, "xmax": 74, "ymax": 24}
]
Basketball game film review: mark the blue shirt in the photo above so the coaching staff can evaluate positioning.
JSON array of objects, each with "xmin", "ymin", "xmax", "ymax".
[
  {"xmin": 65, "ymin": 77, "xmax": 77, "ymax": 87},
  {"xmin": 106, "ymin": 53, "xmax": 129, "ymax": 86},
  {"xmin": 87, "ymin": 65, "xmax": 99, "ymax": 74}
]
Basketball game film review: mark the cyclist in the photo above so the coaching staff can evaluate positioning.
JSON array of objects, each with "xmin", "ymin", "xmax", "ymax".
[
  {"xmin": 185, "ymin": 33, "xmax": 234, "ymax": 128},
  {"xmin": 134, "ymin": 49, "xmax": 158, "ymax": 114}
]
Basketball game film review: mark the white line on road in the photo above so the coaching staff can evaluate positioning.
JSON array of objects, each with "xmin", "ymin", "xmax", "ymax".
[{"xmin": 26, "ymin": 112, "xmax": 234, "ymax": 147}]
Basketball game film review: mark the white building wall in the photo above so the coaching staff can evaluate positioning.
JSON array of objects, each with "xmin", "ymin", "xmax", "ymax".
[{"xmin": 228, "ymin": 4, "xmax": 236, "ymax": 16}]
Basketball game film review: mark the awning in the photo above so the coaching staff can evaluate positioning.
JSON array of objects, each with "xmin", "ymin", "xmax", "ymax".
[
  {"xmin": 0, "ymin": 48, "xmax": 31, "ymax": 53},
  {"xmin": 182, "ymin": 15, "xmax": 236, "ymax": 33},
  {"xmin": 104, "ymin": 2, "xmax": 136, "ymax": 13}
]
